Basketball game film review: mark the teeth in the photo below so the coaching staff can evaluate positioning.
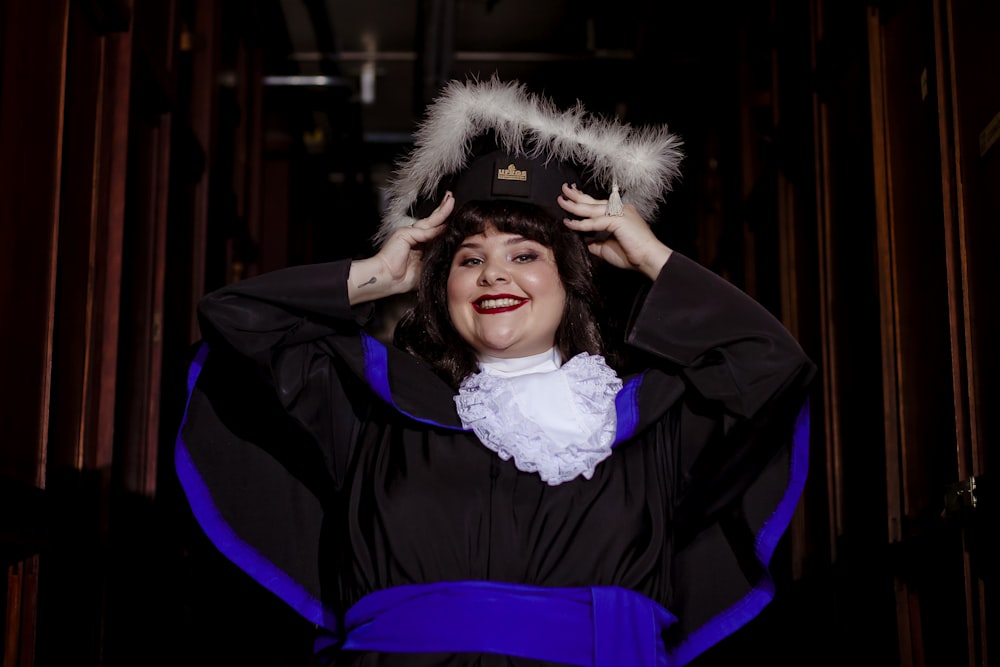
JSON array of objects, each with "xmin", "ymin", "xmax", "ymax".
[{"xmin": 478, "ymin": 298, "xmax": 522, "ymax": 309}]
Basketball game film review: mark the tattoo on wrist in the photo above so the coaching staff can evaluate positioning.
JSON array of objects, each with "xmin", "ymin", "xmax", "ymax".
[{"xmin": 358, "ymin": 276, "xmax": 377, "ymax": 288}]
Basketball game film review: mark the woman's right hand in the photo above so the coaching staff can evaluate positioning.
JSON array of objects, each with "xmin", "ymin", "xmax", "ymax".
[{"xmin": 348, "ymin": 192, "xmax": 453, "ymax": 304}]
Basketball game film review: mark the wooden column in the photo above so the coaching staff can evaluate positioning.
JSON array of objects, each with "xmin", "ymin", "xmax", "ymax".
[{"xmin": 0, "ymin": 1, "xmax": 71, "ymax": 664}]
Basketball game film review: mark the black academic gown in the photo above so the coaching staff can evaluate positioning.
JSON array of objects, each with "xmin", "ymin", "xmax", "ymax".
[{"xmin": 175, "ymin": 253, "xmax": 816, "ymax": 666}]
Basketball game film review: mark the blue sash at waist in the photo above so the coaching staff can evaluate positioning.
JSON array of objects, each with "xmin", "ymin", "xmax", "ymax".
[{"xmin": 323, "ymin": 580, "xmax": 676, "ymax": 666}]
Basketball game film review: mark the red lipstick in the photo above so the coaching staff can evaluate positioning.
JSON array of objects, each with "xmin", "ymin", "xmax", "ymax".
[{"xmin": 472, "ymin": 293, "xmax": 527, "ymax": 314}]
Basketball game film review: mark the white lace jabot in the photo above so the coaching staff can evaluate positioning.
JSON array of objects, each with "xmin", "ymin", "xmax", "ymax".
[{"xmin": 454, "ymin": 348, "xmax": 623, "ymax": 485}]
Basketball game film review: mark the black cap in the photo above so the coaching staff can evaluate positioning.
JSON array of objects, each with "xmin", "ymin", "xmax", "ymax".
[
  {"xmin": 377, "ymin": 76, "xmax": 684, "ymax": 246},
  {"xmin": 409, "ymin": 134, "xmax": 587, "ymax": 222}
]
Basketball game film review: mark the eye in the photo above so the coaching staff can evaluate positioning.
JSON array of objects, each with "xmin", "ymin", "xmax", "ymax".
[
  {"xmin": 513, "ymin": 252, "xmax": 539, "ymax": 263},
  {"xmin": 458, "ymin": 256, "xmax": 483, "ymax": 267}
]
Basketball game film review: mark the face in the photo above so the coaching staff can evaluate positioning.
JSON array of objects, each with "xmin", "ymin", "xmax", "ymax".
[{"xmin": 447, "ymin": 225, "xmax": 566, "ymax": 359}]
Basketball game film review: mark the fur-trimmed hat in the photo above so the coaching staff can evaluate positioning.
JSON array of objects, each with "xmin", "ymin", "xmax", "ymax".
[{"xmin": 375, "ymin": 76, "xmax": 684, "ymax": 246}]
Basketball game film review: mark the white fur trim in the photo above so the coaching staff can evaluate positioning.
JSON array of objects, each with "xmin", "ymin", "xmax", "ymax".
[{"xmin": 376, "ymin": 76, "xmax": 684, "ymax": 246}]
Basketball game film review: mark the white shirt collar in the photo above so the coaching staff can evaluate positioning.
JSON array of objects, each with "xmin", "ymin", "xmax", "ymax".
[{"xmin": 477, "ymin": 347, "xmax": 562, "ymax": 377}]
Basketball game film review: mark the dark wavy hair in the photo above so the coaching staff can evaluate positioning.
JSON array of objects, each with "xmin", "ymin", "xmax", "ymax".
[{"xmin": 393, "ymin": 199, "xmax": 608, "ymax": 388}]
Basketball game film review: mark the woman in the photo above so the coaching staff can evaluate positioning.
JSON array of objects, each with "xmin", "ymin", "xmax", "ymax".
[{"xmin": 176, "ymin": 78, "xmax": 816, "ymax": 666}]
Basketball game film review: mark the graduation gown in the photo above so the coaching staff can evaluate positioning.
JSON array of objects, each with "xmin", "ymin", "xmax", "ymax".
[{"xmin": 175, "ymin": 252, "xmax": 816, "ymax": 666}]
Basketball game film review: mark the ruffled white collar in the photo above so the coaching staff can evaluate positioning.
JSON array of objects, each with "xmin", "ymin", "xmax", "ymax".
[{"xmin": 455, "ymin": 348, "xmax": 622, "ymax": 485}]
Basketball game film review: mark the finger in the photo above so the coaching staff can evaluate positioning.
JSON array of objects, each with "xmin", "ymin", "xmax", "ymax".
[
  {"xmin": 558, "ymin": 197, "xmax": 610, "ymax": 220},
  {"xmin": 413, "ymin": 191, "xmax": 454, "ymax": 229},
  {"xmin": 586, "ymin": 239, "xmax": 630, "ymax": 268},
  {"xmin": 387, "ymin": 224, "xmax": 444, "ymax": 253},
  {"xmin": 407, "ymin": 223, "xmax": 446, "ymax": 243},
  {"xmin": 386, "ymin": 218, "xmax": 445, "ymax": 249},
  {"xmin": 560, "ymin": 182, "xmax": 604, "ymax": 204},
  {"xmin": 562, "ymin": 216, "xmax": 612, "ymax": 235}
]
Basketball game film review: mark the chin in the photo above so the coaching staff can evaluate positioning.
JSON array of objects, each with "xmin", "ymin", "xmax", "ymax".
[
  {"xmin": 472, "ymin": 341, "xmax": 516, "ymax": 357},
  {"xmin": 471, "ymin": 335, "xmax": 517, "ymax": 356}
]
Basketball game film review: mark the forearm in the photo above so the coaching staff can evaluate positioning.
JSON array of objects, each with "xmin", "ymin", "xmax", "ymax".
[
  {"xmin": 347, "ymin": 256, "xmax": 411, "ymax": 305},
  {"xmin": 637, "ymin": 243, "xmax": 673, "ymax": 281}
]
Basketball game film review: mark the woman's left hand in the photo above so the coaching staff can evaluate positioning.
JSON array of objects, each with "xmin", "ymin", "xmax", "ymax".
[{"xmin": 557, "ymin": 183, "xmax": 672, "ymax": 280}]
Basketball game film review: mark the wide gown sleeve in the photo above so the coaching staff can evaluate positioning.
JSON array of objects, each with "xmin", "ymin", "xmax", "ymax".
[
  {"xmin": 625, "ymin": 251, "xmax": 815, "ymax": 515},
  {"xmin": 194, "ymin": 259, "xmax": 378, "ymax": 481},
  {"xmin": 175, "ymin": 259, "xmax": 378, "ymax": 628},
  {"xmin": 623, "ymin": 252, "xmax": 816, "ymax": 664}
]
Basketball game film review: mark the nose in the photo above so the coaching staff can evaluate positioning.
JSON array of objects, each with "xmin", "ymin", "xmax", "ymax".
[{"xmin": 477, "ymin": 260, "xmax": 509, "ymax": 286}]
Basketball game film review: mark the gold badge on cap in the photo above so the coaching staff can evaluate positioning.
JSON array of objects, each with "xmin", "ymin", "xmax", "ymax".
[{"xmin": 496, "ymin": 163, "xmax": 527, "ymax": 182}]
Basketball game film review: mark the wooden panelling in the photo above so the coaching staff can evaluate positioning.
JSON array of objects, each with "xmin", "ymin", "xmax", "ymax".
[
  {"xmin": 812, "ymin": 0, "xmax": 888, "ymax": 564},
  {"xmin": 867, "ymin": 5, "xmax": 904, "ymax": 547},
  {"xmin": 49, "ymin": 0, "xmax": 112, "ymax": 473},
  {"xmin": 3, "ymin": 559, "xmax": 38, "ymax": 667},
  {"xmin": 224, "ymin": 36, "xmax": 267, "ymax": 283},
  {"xmin": 31, "ymin": 3, "xmax": 137, "ymax": 663},
  {"xmin": 258, "ymin": 156, "xmax": 291, "ymax": 275},
  {"xmin": 880, "ymin": 0, "xmax": 953, "ymax": 524},
  {"xmin": 811, "ymin": 0, "xmax": 844, "ymax": 558},
  {"xmin": 116, "ymin": 0, "xmax": 177, "ymax": 498},
  {"xmin": 867, "ymin": 0, "xmax": 982, "ymax": 664},
  {"xmin": 802, "ymin": 1, "xmax": 899, "ymax": 663},
  {"xmin": 184, "ymin": 0, "xmax": 220, "ymax": 343},
  {"xmin": 0, "ymin": 2, "xmax": 70, "ymax": 662},
  {"xmin": 87, "ymin": 15, "xmax": 133, "ymax": 471},
  {"xmin": 943, "ymin": 0, "xmax": 999, "ymax": 487},
  {"xmin": 117, "ymin": 117, "xmax": 173, "ymax": 497},
  {"xmin": 245, "ymin": 47, "xmax": 265, "ymax": 278},
  {"xmin": 761, "ymin": 0, "xmax": 818, "ymax": 582},
  {"xmin": 0, "ymin": 0, "xmax": 70, "ymax": 485},
  {"xmin": 937, "ymin": 0, "xmax": 998, "ymax": 662}
]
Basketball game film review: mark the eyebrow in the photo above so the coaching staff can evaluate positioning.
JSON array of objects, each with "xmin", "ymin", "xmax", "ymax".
[{"xmin": 458, "ymin": 235, "xmax": 534, "ymax": 250}]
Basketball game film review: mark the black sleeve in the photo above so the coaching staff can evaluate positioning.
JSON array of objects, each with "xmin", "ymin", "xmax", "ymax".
[
  {"xmin": 197, "ymin": 260, "xmax": 372, "ymax": 366},
  {"xmin": 195, "ymin": 259, "xmax": 375, "ymax": 485},
  {"xmin": 625, "ymin": 252, "xmax": 816, "ymax": 531},
  {"xmin": 626, "ymin": 252, "xmax": 814, "ymax": 420}
]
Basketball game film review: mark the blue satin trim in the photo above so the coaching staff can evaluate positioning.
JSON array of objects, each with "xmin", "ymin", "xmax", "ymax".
[
  {"xmin": 613, "ymin": 373, "xmax": 644, "ymax": 444},
  {"xmin": 174, "ymin": 341, "xmax": 339, "ymax": 630},
  {"xmin": 359, "ymin": 331, "xmax": 642, "ymax": 439},
  {"xmin": 360, "ymin": 331, "xmax": 469, "ymax": 429},
  {"xmin": 668, "ymin": 397, "xmax": 811, "ymax": 665},
  {"xmin": 320, "ymin": 580, "xmax": 676, "ymax": 667}
]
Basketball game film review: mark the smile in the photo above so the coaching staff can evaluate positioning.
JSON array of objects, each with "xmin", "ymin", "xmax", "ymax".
[{"xmin": 473, "ymin": 295, "xmax": 527, "ymax": 314}]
